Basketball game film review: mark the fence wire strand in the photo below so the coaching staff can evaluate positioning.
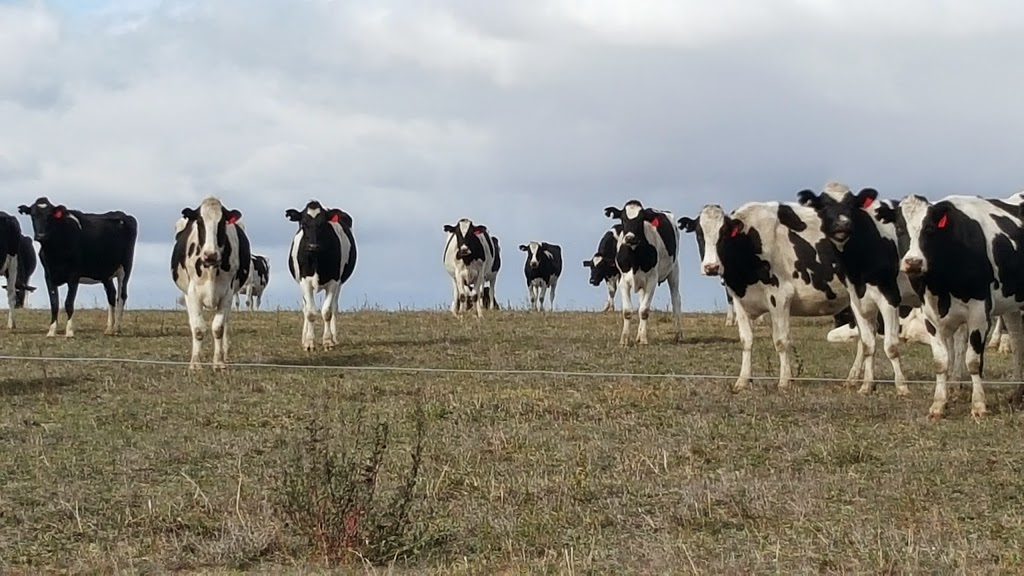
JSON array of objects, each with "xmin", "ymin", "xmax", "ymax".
[{"xmin": 1, "ymin": 354, "xmax": 1023, "ymax": 388}]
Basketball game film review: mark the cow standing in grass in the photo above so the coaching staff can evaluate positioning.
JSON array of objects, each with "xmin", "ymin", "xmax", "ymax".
[
  {"xmin": 678, "ymin": 202, "xmax": 849, "ymax": 391},
  {"xmin": 519, "ymin": 241, "xmax": 562, "ymax": 311},
  {"xmin": 18, "ymin": 197, "xmax": 137, "ymax": 338},
  {"xmin": 885, "ymin": 193, "xmax": 1024, "ymax": 418},
  {"xmin": 443, "ymin": 218, "xmax": 496, "ymax": 318},
  {"xmin": 0, "ymin": 213, "xmax": 36, "ymax": 328},
  {"xmin": 171, "ymin": 197, "xmax": 251, "ymax": 370},
  {"xmin": 286, "ymin": 201, "xmax": 357, "ymax": 352},
  {"xmin": 481, "ymin": 236, "xmax": 501, "ymax": 310},
  {"xmin": 604, "ymin": 200, "xmax": 683, "ymax": 345},
  {"xmin": 583, "ymin": 225, "xmax": 622, "ymax": 312},
  {"xmin": 236, "ymin": 254, "xmax": 270, "ymax": 311}
]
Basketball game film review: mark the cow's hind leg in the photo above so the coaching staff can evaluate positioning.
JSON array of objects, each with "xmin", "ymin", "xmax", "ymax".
[
  {"xmin": 666, "ymin": 266, "xmax": 683, "ymax": 341},
  {"xmin": 114, "ymin": 266, "xmax": 130, "ymax": 334},
  {"xmin": 300, "ymin": 279, "xmax": 317, "ymax": 351},
  {"xmin": 321, "ymin": 281, "xmax": 340, "ymax": 350},
  {"xmin": 45, "ymin": 277, "xmax": 59, "ymax": 337},
  {"xmin": 102, "ymin": 278, "xmax": 117, "ymax": 335},
  {"xmin": 879, "ymin": 301, "xmax": 910, "ymax": 396},
  {"xmin": 210, "ymin": 296, "xmax": 232, "ymax": 371},
  {"xmin": 964, "ymin": 304, "xmax": 992, "ymax": 418},
  {"xmin": 1002, "ymin": 311, "xmax": 1024, "ymax": 408},
  {"xmin": 5, "ymin": 263, "xmax": 16, "ymax": 329},
  {"xmin": 63, "ymin": 279, "xmax": 80, "ymax": 338}
]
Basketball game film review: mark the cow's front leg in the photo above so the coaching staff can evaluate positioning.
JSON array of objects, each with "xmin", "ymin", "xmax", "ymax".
[
  {"xmin": 449, "ymin": 277, "xmax": 461, "ymax": 317},
  {"xmin": 5, "ymin": 270, "xmax": 16, "ymax": 330},
  {"xmin": 635, "ymin": 284, "xmax": 654, "ymax": 346},
  {"xmin": 210, "ymin": 297, "xmax": 232, "ymax": 371},
  {"xmin": 185, "ymin": 292, "xmax": 206, "ymax": 370},
  {"xmin": 102, "ymin": 278, "xmax": 117, "ymax": 335},
  {"xmin": 878, "ymin": 301, "xmax": 909, "ymax": 396},
  {"xmin": 927, "ymin": 317, "xmax": 955, "ymax": 420},
  {"xmin": 964, "ymin": 305, "xmax": 992, "ymax": 418},
  {"xmin": 538, "ymin": 283, "xmax": 548, "ymax": 312},
  {"xmin": 603, "ymin": 279, "xmax": 617, "ymax": 312},
  {"xmin": 300, "ymin": 279, "xmax": 317, "ymax": 352},
  {"xmin": 45, "ymin": 277, "xmax": 59, "ymax": 337},
  {"xmin": 528, "ymin": 283, "xmax": 538, "ymax": 311},
  {"xmin": 619, "ymin": 279, "xmax": 633, "ymax": 347},
  {"xmin": 321, "ymin": 281, "xmax": 340, "ymax": 350},
  {"xmin": 845, "ymin": 301, "xmax": 878, "ymax": 394},
  {"xmin": 732, "ymin": 303, "xmax": 755, "ymax": 391},
  {"xmin": 666, "ymin": 267, "xmax": 683, "ymax": 341},
  {"xmin": 770, "ymin": 296, "xmax": 794, "ymax": 389},
  {"xmin": 63, "ymin": 279, "xmax": 80, "ymax": 338}
]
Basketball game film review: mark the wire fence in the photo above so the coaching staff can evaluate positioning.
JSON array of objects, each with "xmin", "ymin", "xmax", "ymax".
[{"xmin": 1, "ymin": 353, "xmax": 1023, "ymax": 387}]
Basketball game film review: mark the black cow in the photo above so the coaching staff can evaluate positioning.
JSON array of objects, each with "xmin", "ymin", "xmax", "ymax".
[
  {"xmin": 582, "ymin": 225, "xmax": 622, "ymax": 312},
  {"xmin": 482, "ymin": 236, "xmax": 501, "ymax": 310},
  {"xmin": 18, "ymin": 197, "xmax": 137, "ymax": 338},
  {"xmin": 0, "ymin": 213, "xmax": 37, "ymax": 328},
  {"xmin": 286, "ymin": 200, "xmax": 357, "ymax": 351},
  {"xmin": 236, "ymin": 254, "xmax": 270, "ymax": 311},
  {"xmin": 519, "ymin": 241, "xmax": 562, "ymax": 311}
]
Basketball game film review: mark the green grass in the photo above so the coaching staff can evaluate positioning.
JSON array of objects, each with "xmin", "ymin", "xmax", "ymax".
[{"xmin": 1, "ymin": 306, "xmax": 1024, "ymax": 574}]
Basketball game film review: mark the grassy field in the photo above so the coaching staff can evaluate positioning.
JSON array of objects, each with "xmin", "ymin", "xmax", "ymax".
[{"xmin": 1, "ymin": 306, "xmax": 1024, "ymax": 574}]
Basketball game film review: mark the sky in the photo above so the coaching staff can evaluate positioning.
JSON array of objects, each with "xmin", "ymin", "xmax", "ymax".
[{"xmin": 4, "ymin": 0, "xmax": 1024, "ymax": 312}]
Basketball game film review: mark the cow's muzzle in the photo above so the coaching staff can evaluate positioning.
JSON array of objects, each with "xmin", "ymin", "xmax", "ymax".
[
  {"xmin": 200, "ymin": 251, "xmax": 220, "ymax": 266},
  {"xmin": 702, "ymin": 263, "xmax": 721, "ymax": 276},
  {"xmin": 901, "ymin": 257, "xmax": 925, "ymax": 276}
]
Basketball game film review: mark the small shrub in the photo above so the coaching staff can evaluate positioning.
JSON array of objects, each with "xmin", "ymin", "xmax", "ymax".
[{"xmin": 272, "ymin": 401, "xmax": 434, "ymax": 566}]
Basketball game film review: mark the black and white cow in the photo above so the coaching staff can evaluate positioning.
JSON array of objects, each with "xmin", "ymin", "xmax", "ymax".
[
  {"xmin": 482, "ymin": 236, "xmax": 501, "ymax": 310},
  {"xmin": 882, "ymin": 193, "xmax": 1024, "ymax": 418},
  {"xmin": 443, "ymin": 218, "xmax": 496, "ymax": 318},
  {"xmin": 235, "ymin": 254, "xmax": 270, "ymax": 311},
  {"xmin": 18, "ymin": 197, "xmax": 137, "ymax": 338},
  {"xmin": 678, "ymin": 202, "xmax": 849, "ymax": 391},
  {"xmin": 519, "ymin": 241, "xmax": 562, "ymax": 311},
  {"xmin": 604, "ymin": 200, "xmax": 682, "ymax": 345},
  {"xmin": 171, "ymin": 197, "xmax": 251, "ymax": 370},
  {"xmin": 582, "ymin": 225, "xmax": 622, "ymax": 312},
  {"xmin": 286, "ymin": 201, "xmax": 357, "ymax": 352},
  {"xmin": 724, "ymin": 286, "xmax": 768, "ymax": 326},
  {"xmin": 0, "ymin": 213, "xmax": 37, "ymax": 328}
]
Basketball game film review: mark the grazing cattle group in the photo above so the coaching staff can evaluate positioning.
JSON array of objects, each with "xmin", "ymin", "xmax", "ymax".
[{"xmin": 6, "ymin": 182, "xmax": 1024, "ymax": 420}]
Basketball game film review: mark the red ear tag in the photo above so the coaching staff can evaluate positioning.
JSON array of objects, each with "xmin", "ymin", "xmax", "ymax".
[
  {"xmin": 862, "ymin": 196, "xmax": 874, "ymax": 209},
  {"xmin": 329, "ymin": 213, "xmax": 340, "ymax": 223},
  {"xmin": 730, "ymin": 224, "xmax": 741, "ymax": 238},
  {"xmin": 53, "ymin": 209, "xmax": 63, "ymax": 219},
  {"xmin": 649, "ymin": 216, "xmax": 660, "ymax": 228},
  {"xmin": 937, "ymin": 214, "xmax": 948, "ymax": 229},
  {"xmin": 474, "ymin": 229, "xmax": 484, "ymax": 235},
  {"xmin": 226, "ymin": 215, "xmax": 238, "ymax": 225}
]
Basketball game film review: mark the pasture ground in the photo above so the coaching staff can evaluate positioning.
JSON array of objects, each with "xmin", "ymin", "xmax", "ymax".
[{"xmin": 1, "ymin": 307, "xmax": 1024, "ymax": 574}]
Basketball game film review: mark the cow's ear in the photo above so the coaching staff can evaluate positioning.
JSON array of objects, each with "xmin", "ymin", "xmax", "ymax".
[
  {"xmin": 796, "ymin": 189, "xmax": 819, "ymax": 208},
  {"xmin": 855, "ymin": 188, "xmax": 879, "ymax": 210},
  {"xmin": 875, "ymin": 201, "xmax": 897, "ymax": 224},
  {"xmin": 53, "ymin": 205, "xmax": 67, "ymax": 219},
  {"xmin": 582, "ymin": 260, "xmax": 593, "ymax": 268},
  {"xmin": 677, "ymin": 216, "xmax": 697, "ymax": 233},
  {"xmin": 181, "ymin": 207, "xmax": 198, "ymax": 220},
  {"xmin": 17, "ymin": 205, "xmax": 30, "ymax": 215},
  {"xmin": 443, "ymin": 224, "xmax": 456, "ymax": 233},
  {"xmin": 604, "ymin": 206, "xmax": 622, "ymax": 219},
  {"xmin": 644, "ymin": 209, "xmax": 663, "ymax": 228},
  {"xmin": 518, "ymin": 244, "xmax": 528, "ymax": 252},
  {"xmin": 726, "ymin": 218, "xmax": 745, "ymax": 238},
  {"xmin": 225, "ymin": 209, "xmax": 242, "ymax": 225},
  {"xmin": 931, "ymin": 206, "xmax": 951, "ymax": 230},
  {"xmin": 328, "ymin": 209, "xmax": 353, "ymax": 227},
  {"xmin": 472, "ymin": 225, "xmax": 487, "ymax": 236},
  {"xmin": 285, "ymin": 209, "xmax": 302, "ymax": 222}
]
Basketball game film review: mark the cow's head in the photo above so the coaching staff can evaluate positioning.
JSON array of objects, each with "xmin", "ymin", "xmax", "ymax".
[
  {"xmin": 582, "ymin": 254, "xmax": 613, "ymax": 285},
  {"xmin": 519, "ymin": 241, "xmax": 548, "ymax": 270},
  {"xmin": 677, "ymin": 204, "xmax": 741, "ymax": 277},
  {"xmin": 18, "ymin": 197, "xmax": 73, "ymax": 244},
  {"xmin": 443, "ymin": 218, "xmax": 488, "ymax": 261},
  {"xmin": 796, "ymin": 182, "xmax": 879, "ymax": 245},
  {"xmin": 180, "ymin": 196, "xmax": 242, "ymax": 267},
  {"xmin": 285, "ymin": 200, "xmax": 352, "ymax": 254},
  {"xmin": 891, "ymin": 194, "xmax": 940, "ymax": 277},
  {"xmin": 604, "ymin": 200, "xmax": 661, "ymax": 248}
]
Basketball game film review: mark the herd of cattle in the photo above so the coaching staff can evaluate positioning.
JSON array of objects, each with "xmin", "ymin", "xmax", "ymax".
[{"xmin": 3, "ymin": 184, "xmax": 1024, "ymax": 420}]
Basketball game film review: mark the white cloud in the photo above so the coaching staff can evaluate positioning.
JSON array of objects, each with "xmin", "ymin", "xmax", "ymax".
[{"xmin": 2, "ymin": 0, "xmax": 1024, "ymax": 313}]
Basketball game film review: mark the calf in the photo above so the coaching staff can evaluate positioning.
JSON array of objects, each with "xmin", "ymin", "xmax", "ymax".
[
  {"xmin": 519, "ymin": 241, "xmax": 562, "ymax": 311},
  {"xmin": 0, "ymin": 213, "xmax": 37, "ymax": 328},
  {"xmin": 678, "ymin": 202, "xmax": 849, "ymax": 390},
  {"xmin": 443, "ymin": 218, "xmax": 496, "ymax": 318},
  {"xmin": 884, "ymin": 193, "xmax": 1024, "ymax": 418},
  {"xmin": 235, "ymin": 254, "xmax": 270, "ymax": 311},
  {"xmin": 582, "ymin": 225, "xmax": 622, "ymax": 312},
  {"xmin": 286, "ymin": 201, "xmax": 357, "ymax": 351},
  {"xmin": 604, "ymin": 200, "xmax": 683, "ymax": 345},
  {"xmin": 171, "ymin": 197, "xmax": 251, "ymax": 370},
  {"xmin": 18, "ymin": 197, "xmax": 137, "ymax": 338}
]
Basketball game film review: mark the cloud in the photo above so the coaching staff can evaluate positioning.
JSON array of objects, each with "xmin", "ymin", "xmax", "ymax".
[{"xmin": 2, "ymin": 0, "xmax": 1024, "ymax": 316}]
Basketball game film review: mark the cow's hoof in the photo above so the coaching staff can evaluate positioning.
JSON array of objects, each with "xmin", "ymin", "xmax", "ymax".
[
  {"xmin": 65, "ymin": 333, "xmax": 75, "ymax": 339},
  {"xmin": 971, "ymin": 404, "xmax": 988, "ymax": 418},
  {"xmin": 189, "ymin": 363, "xmax": 202, "ymax": 371},
  {"xmin": 895, "ymin": 386, "xmax": 911, "ymax": 397},
  {"xmin": 212, "ymin": 363, "xmax": 227, "ymax": 372},
  {"xmin": 323, "ymin": 341, "xmax": 336, "ymax": 351},
  {"xmin": 927, "ymin": 405, "xmax": 945, "ymax": 420},
  {"xmin": 303, "ymin": 342, "xmax": 315, "ymax": 352},
  {"xmin": 731, "ymin": 381, "xmax": 750, "ymax": 393},
  {"xmin": 857, "ymin": 384, "xmax": 875, "ymax": 396}
]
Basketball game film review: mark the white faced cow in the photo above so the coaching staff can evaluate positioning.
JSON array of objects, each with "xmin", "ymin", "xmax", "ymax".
[
  {"xmin": 0, "ymin": 212, "xmax": 36, "ymax": 328},
  {"xmin": 582, "ymin": 225, "xmax": 622, "ymax": 312},
  {"xmin": 286, "ymin": 201, "xmax": 357, "ymax": 352},
  {"xmin": 603, "ymin": 200, "xmax": 682, "ymax": 346},
  {"xmin": 18, "ymin": 197, "xmax": 137, "ymax": 338},
  {"xmin": 519, "ymin": 241, "xmax": 562, "ymax": 311},
  {"xmin": 235, "ymin": 254, "xmax": 270, "ymax": 311},
  {"xmin": 678, "ymin": 202, "xmax": 850, "ymax": 391},
  {"xmin": 171, "ymin": 197, "xmax": 251, "ymax": 370},
  {"xmin": 885, "ymin": 193, "xmax": 1024, "ymax": 418},
  {"xmin": 443, "ymin": 218, "xmax": 496, "ymax": 318}
]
